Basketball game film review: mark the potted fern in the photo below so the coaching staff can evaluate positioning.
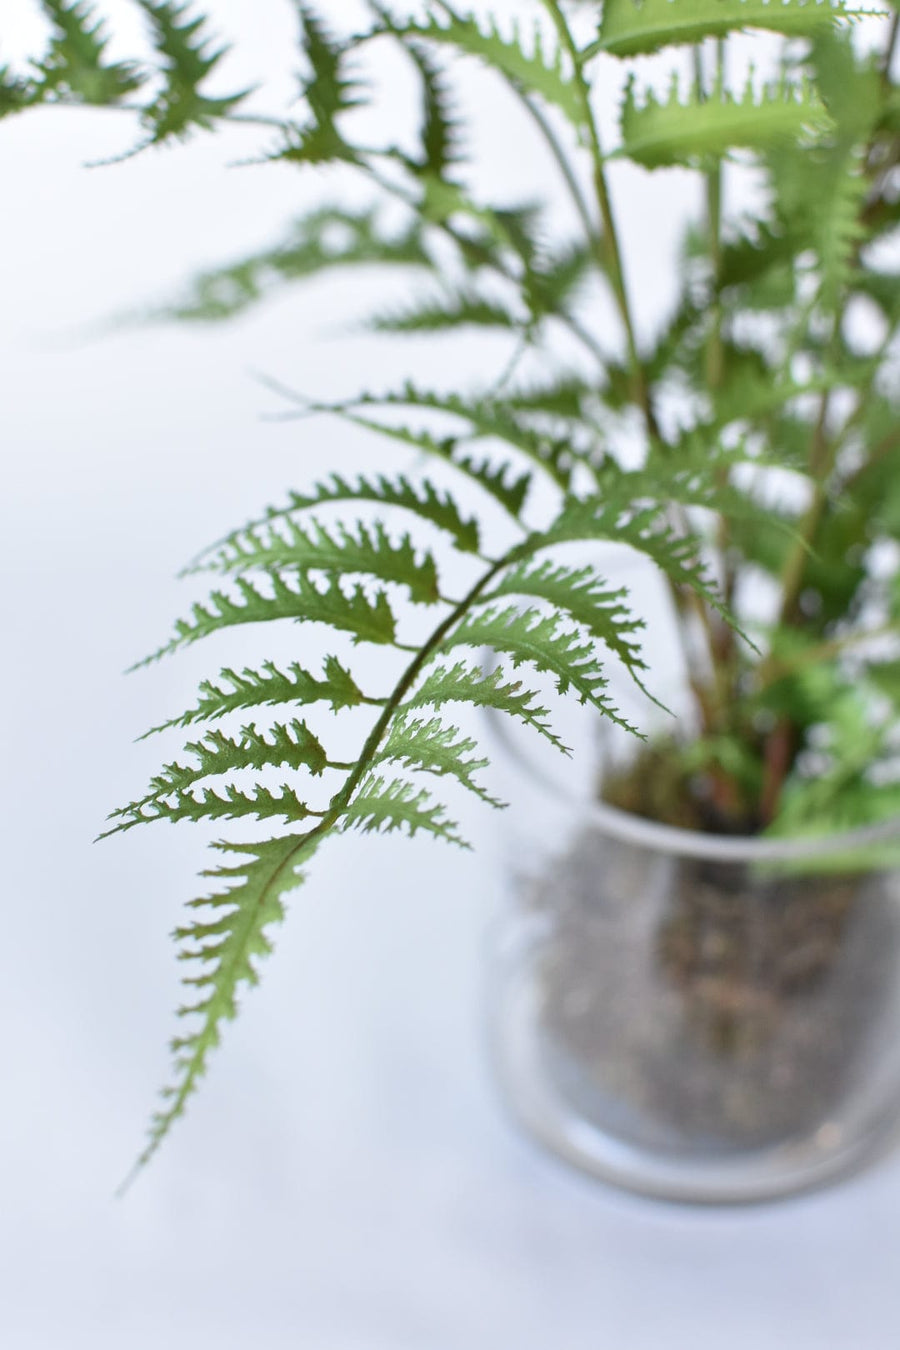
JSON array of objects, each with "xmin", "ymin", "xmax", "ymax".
[{"xmin": 9, "ymin": 0, "xmax": 900, "ymax": 1201}]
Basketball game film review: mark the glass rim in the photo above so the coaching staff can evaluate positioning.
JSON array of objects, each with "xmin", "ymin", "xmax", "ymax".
[{"xmin": 483, "ymin": 703, "xmax": 900, "ymax": 865}]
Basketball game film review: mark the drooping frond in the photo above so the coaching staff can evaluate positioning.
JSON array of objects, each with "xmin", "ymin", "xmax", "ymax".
[
  {"xmin": 443, "ymin": 605, "xmax": 637, "ymax": 729},
  {"xmin": 135, "ymin": 1, "xmax": 250, "ymax": 146},
  {"xmin": 341, "ymin": 774, "xmax": 467, "ymax": 844},
  {"xmin": 587, "ymin": 0, "xmax": 857, "ymax": 61},
  {"xmin": 197, "ymin": 517, "xmax": 442, "ymax": 606},
  {"xmin": 143, "ymin": 656, "xmax": 368, "ymax": 736},
  {"xmin": 129, "ymin": 832, "xmax": 316, "ymax": 1177},
  {"xmin": 135, "ymin": 572, "xmax": 397, "ymax": 667},
  {"xmin": 404, "ymin": 659, "xmax": 567, "ymax": 752},
  {"xmin": 373, "ymin": 712, "xmax": 500, "ymax": 804},
  {"xmin": 37, "ymin": 0, "xmax": 143, "ymax": 105},
  {"xmin": 620, "ymin": 71, "xmax": 833, "ymax": 169}
]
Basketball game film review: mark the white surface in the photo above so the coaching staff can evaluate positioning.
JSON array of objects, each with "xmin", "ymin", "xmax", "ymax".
[{"xmin": 2, "ymin": 4, "xmax": 900, "ymax": 1346}]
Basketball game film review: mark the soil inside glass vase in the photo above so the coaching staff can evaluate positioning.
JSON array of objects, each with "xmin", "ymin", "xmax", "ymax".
[{"xmin": 531, "ymin": 745, "xmax": 900, "ymax": 1156}]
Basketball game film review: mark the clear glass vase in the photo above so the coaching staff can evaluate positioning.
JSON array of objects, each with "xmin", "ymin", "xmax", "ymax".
[{"xmin": 486, "ymin": 710, "xmax": 900, "ymax": 1204}]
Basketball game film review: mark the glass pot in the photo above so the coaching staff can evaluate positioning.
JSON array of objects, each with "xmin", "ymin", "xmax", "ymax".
[{"xmin": 486, "ymin": 709, "xmax": 900, "ymax": 1204}]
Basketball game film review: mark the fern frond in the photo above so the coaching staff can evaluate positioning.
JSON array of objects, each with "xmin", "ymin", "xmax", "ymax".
[
  {"xmin": 587, "ymin": 0, "xmax": 857, "ymax": 61},
  {"xmin": 443, "ymin": 605, "xmax": 636, "ymax": 729},
  {"xmin": 37, "ymin": 0, "xmax": 144, "ymax": 105},
  {"xmin": 532, "ymin": 495, "xmax": 725, "ymax": 620},
  {"xmin": 505, "ymin": 375, "xmax": 598, "ymax": 422},
  {"xmin": 620, "ymin": 71, "xmax": 833, "ymax": 169},
  {"xmin": 404, "ymin": 659, "xmax": 567, "ymax": 752},
  {"xmin": 267, "ymin": 3, "xmax": 366, "ymax": 166},
  {"xmin": 160, "ymin": 207, "xmax": 431, "ymax": 323},
  {"xmin": 305, "ymin": 402, "xmax": 532, "ymax": 520},
  {"xmin": 109, "ymin": 780, "xmax": 314, "ymax": 831},
  {"xmin": 201, "ymin": 517, "xmax": 442, "ymax": 606},
  {"xmin": 106, "ymin": 720, "xmax": 326, "ymax": 834},
  {"xmin": 365, "ymin": 286, "xmax": 522, "ymax": 334},
  {"xmin": 130, "ymin": 832, "xmax": 316, "ymax": 1176},
  {"xmin": 135, "ymin": 572, "xmax": 397, "ymax": 667},
  {"xmin": 191, "ymin": 474, "xmax": 480, "ymax": 572},
  {"xmin": 483, "ymin": 559, "xmax": 648, "ymax": 678},
  {"xmin": 342, "ymin": 773, "xmax": 467, "ymax": 844},
  {"xmin": 388, "ymin": 9, "xmax": 582, "ymax": 128},
  {"xmin": 143, "ymin": 656, "xmax": 368, "ymax": 736},
  {"xmin": 0, "ymin": 58, "xmax": 38, "ymax": 119},
  {"xmin": 350, "ymin": 383, "xmax": 578, "ymax": 487},
  {"xmin": 296, "ymin": 2, "xmax": 364, "ymax": 126},
  {"xmin": 396, "ymin": 35, "xmax": 464, "ymax": 180},
  {"xmin": 374, "ymin": 712, "xmax": 500, "ymax": 804},
  {"xmin": 135, "ymin": 0, "xmax": 250, "ymax": 145}
]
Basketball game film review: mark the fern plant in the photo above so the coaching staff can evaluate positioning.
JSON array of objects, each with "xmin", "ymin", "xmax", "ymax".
[{"xmin": 7, "ymin": 0, "xmax": 900, "ymax": 1174}]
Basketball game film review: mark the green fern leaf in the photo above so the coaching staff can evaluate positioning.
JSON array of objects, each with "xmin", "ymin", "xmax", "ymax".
[
  {"xmin": 443, "ymin": 605, "xmax": 637, "ymax": 729},
  {"xmin": 310, "ymin": 403, "xmax": 532, "ymax": 520},
  {"xmin": 268, "ymin": 3, "xmax": 365, "ymax": 166},
  {"xmin": 160, "ymin": 207, "xmax": 431, "ymax": 323},
  {"xmin": 373, "ymin": 712, "xmax": 501, "ymax": 805},
  {"xmin": 144, "ymin": 656, "xmax": 368, "ymax": 736},
  {"xmin": 356, "ymin": 383, "xmax": 576, "ymax": 487},
  {"xmin": 131, "ymin": 832, "xmax": 316, "ymax": 1175},
  {"xmin": 394, "ymin": 35, "xmax": 464, "ymax": 180},
  {"xmin": 36, "ymin": 0, "xmax": 143, "ymax": 105},
  {"xmin": 483, "ymin": 559, "xmax": 648, "ymax": 678},
  {"xmin": 191, "ymin": 473, "xmax": 480, "ymax": 572},
  {"xmin": 532, "ymin": 494, "xmax": 725, "ymax": 619},
  {"xmin": 389, "ymin": 10, "xmax": 582, "ymax": 128},
  {"xmin": 296, "ymin": 2, "xmax": 364, "ymax": 126},
  {"xmin": 505, "ymin": 375, "xmax": 597, "ymax": 422},
  {"xmin": 0, "ymin": 58, "xmax": 37, "ymax": 118},
  {"xmin": 136, "ymin": 1, "xmax": 250, "ymax": 145},
  {"xmin": 588, "ymin": 0, "xmax": 857, "ymax": 61},
  {"xmin": 620, "ymin": 71, "xmax": 833, "ymax": 169},
  {"xmin": 135, "ymin": 572, "xmax": 397, "ymax": 667},
  {"xmin": 109, "ymin": 780, "xmax": 314, "ymax": 831},
  {"xmin": 366, "ymin": 287, "xmax": 522, "ymax": 335},
  {"xmin": 404, "ymin": 659, "xmax": 567, "ymax": 751},
  {"xmin": 342, "ymin": 774, "xmax": 467, "ymax": 844},
  {"xmin": 202, "ymin": 517, "xmax": 442, "ymax": 606},
  {"xmin": 106, "ymin": 720, "xmax": 326, "ymax": 834}
]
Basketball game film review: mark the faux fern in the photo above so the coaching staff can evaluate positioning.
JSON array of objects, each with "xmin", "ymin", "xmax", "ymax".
[{"xmin": 9, "ymin": 0, "xmax": 900, "ymax": 1175}]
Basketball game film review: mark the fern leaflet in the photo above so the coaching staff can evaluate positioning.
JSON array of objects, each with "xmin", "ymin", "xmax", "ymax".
[
  {"xmin": 135, "ymin": 572, "xmax": 397, "ymax": 667},
  {"xmin": 143, "ymin": 656, "xmax": 369, "ymax": 736},
  {"xmin": 342, "ymin": 774, "xmax": 467, "ymax": 845}
]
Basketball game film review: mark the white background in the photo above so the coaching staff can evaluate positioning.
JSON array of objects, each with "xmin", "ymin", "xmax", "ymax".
[{"xmin": 2, "ymin": 2, "xmax": 900, "ymax": 1346}]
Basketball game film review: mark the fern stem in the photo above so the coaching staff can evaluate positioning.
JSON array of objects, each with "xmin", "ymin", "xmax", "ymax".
[
  {"xmin": 541, "ymin": 1, "xmax": 651, "ymax": 428},
  {"xmin": 312, "ymin": 545, "xmax": 526, "ymax": 831}
]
